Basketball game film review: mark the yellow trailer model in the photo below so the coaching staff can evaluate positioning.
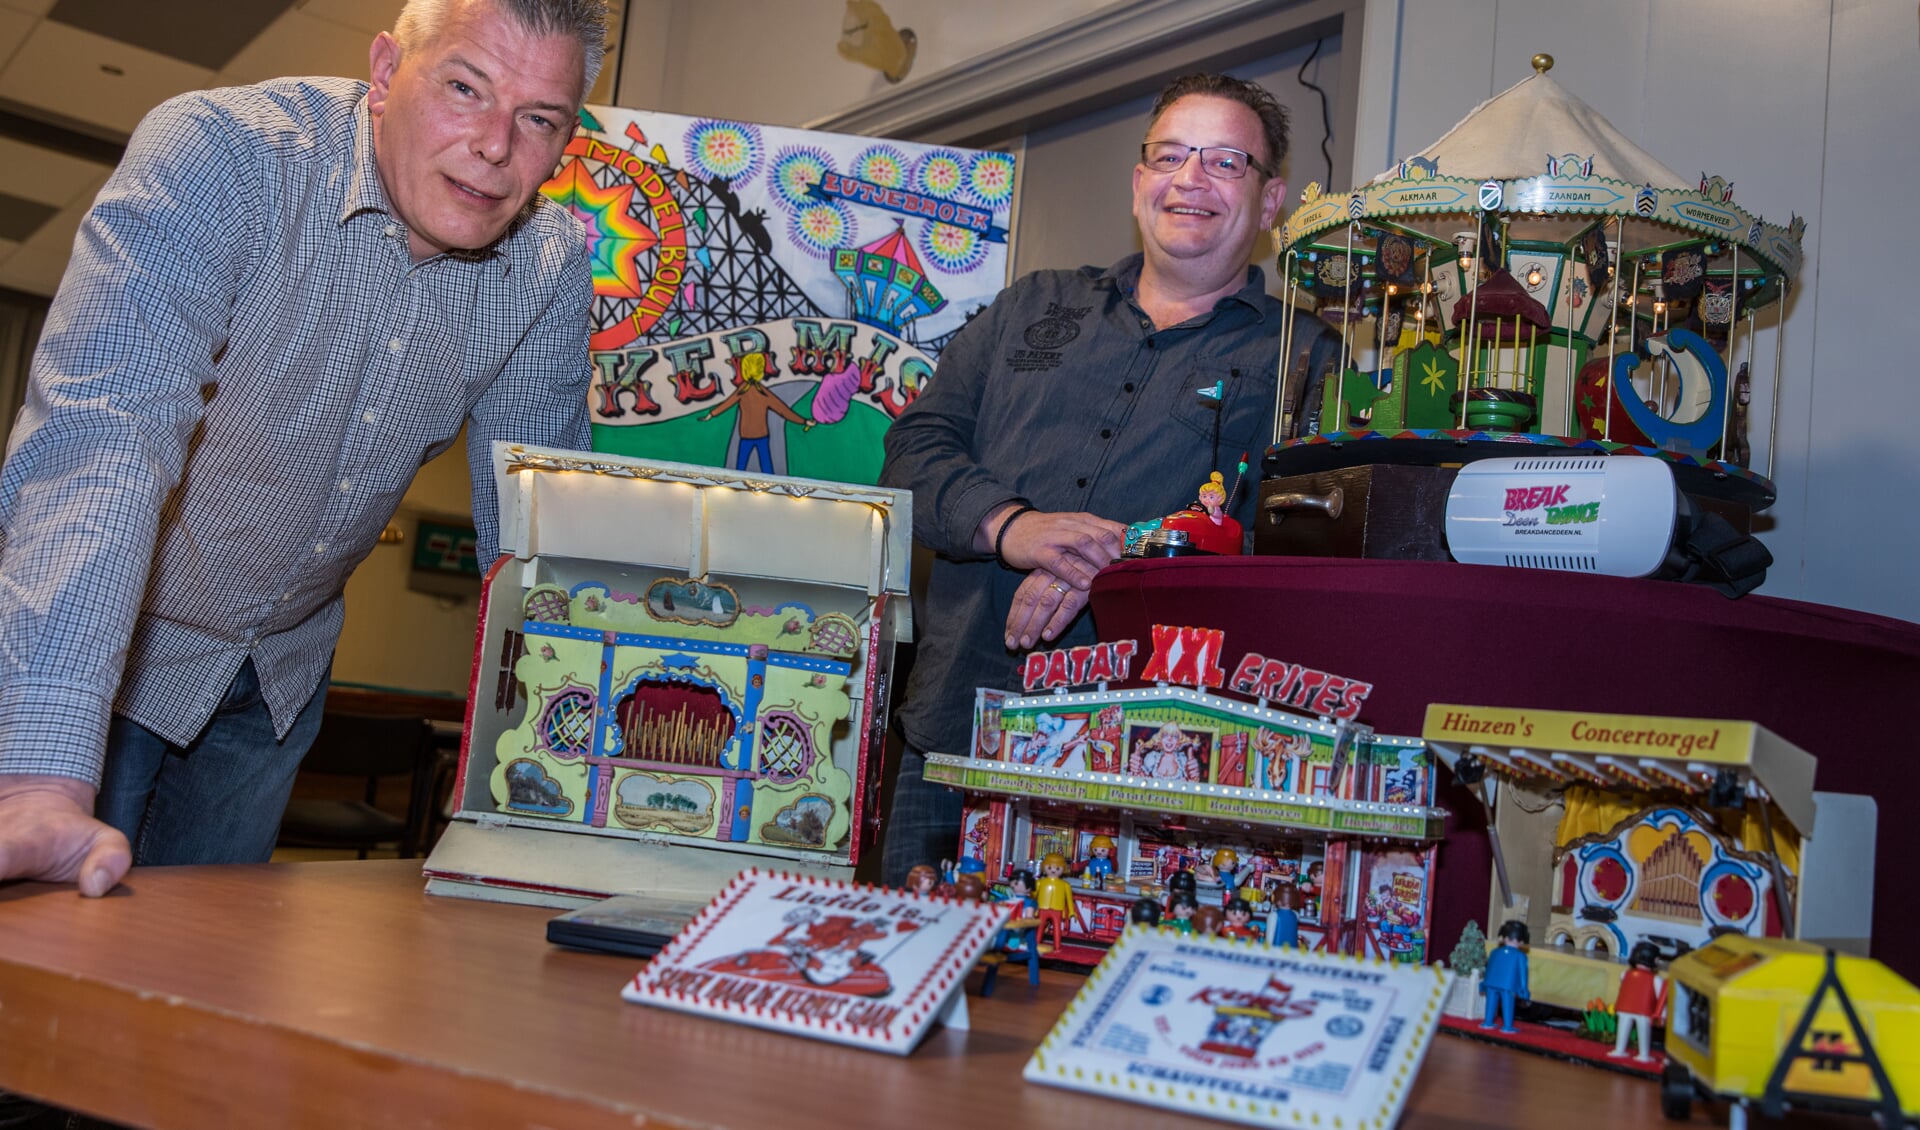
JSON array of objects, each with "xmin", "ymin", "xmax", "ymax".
[{"xmin": 1662, "ymin": 935, "xmax": 1920, "ymax": 1128}]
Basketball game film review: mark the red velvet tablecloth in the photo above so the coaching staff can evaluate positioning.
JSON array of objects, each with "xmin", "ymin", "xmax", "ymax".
[{"xmin": 1089, "ymin": 556, "xmax": 1920, "ymax": 978}]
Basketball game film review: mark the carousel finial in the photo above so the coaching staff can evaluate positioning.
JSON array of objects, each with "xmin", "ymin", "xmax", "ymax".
[{"xmin": 1531, "ymin": 53, "xmax": 1554, "ymax": 74}]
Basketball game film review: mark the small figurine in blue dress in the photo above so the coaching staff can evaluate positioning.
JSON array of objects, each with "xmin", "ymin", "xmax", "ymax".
[
  {"xmin": 1480, "ymin": 919, "xmax": 1530, "ymax": 1032},
  {"xmin": 1267, "ymin": 883, "xmax": 1301, "ymax": 948}
]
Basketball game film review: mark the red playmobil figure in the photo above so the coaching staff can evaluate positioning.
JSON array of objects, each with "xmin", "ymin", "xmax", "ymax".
[
  {"xmin": 1609, "ymin": 941, "xmax": 1669, "ymax": 1062},
  {"xmin": 1220, "ymin": 897, "xmax": 1262, "ymax": 940},
  {"xmin": 1035, "ymin": 852, "xmax": 1077, "ymax": 952}
]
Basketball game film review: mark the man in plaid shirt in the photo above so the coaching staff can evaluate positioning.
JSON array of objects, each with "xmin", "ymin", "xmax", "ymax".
[{"xmin": 0, "ymin": 0, "xmax": 606, "ymax": 896}]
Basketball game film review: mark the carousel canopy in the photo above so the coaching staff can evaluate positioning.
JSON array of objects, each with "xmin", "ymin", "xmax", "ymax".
[
  {"xmin": 1376, "ymin": 69, "xmax": 1687, "ymax": 189},
  {"xmin": 1281, "ymin": 55, "xmax": 1803, "ymax": 284}
]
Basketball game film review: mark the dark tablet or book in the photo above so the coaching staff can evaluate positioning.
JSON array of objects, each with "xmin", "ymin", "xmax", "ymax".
[{"xmin": 546, "ymin": 893, "xmax": 704, "ymax": 958}]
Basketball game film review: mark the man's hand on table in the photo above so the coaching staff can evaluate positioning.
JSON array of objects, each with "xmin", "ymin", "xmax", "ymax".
[{"xmin": 0, "ymin": 775, "xmax": 130, "ymax": 896}]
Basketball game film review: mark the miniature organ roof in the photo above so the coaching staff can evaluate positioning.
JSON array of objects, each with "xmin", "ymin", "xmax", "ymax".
[
  {"xmin": 1376, "ymin": 70, "xmax": 1688, "ymax": 190},
  {"xmin": 1422, "ymin": 704, "xmax": 1817, "ymax": 838}
]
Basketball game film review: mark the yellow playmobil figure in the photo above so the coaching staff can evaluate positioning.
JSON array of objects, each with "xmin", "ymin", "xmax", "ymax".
[{"xmin": 1036, "ymin": 852, "xmax": 1077, "ymax": 952}]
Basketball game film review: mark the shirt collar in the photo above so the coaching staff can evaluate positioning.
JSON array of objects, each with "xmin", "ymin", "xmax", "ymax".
[
  {"xmin": 1097, "ymin": 253, "xmax": 1274, "ymax": 322},
  {"xmin": 340, "ymin": 94, "xmax": 512, "ymax": 271}
]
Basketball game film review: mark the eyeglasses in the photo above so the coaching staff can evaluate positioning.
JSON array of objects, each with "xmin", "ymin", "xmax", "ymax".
[{"xmin": 1139, "ymin": 141, "xmax": 1268, "ymax": 180}]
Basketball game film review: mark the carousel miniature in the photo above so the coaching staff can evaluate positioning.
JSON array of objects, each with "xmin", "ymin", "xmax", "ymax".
[{"xmin": 1268, "ymin": 53, "xmax": 1805, "ymax": 552}]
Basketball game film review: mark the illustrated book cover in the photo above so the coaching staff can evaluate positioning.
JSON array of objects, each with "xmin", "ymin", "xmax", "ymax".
[
  {"xmin": 621, "ymin": 867, "xmax": 1008, "ymax": 1054},
  {"xmin": 1024, "ymin": 926, "xmax": 1451, "ymax": 1127}
]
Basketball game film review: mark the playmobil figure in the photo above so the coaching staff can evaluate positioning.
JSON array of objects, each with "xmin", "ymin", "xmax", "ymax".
[
  {"xmin": 995, "ymin": 869, "xmax": 1040, "ymax": 952},
  {"xmin": 905, "ymin": 864, "xmax": 941, "ymax": 897},
  {"xmin": 1194, "ymin": 904, "xmax": 1225, "ymax": 937},
  {"xmin": 1166, "ymin": 892, "xmax": 1201, "ymax": 934},
  {"xmin": 1268, "ymin": 883, "xmax": 1301, "ymax": 948},
  {"xmin": 1211, "ymin": 847, "xmax": 1241, "ymax": 891},
  {"xmin": 1610, "ymin": 941, "xmax": 1668, "ymax": 1062},
  {"xmin": 1129, "ymin": 897, "xmax": 1164, "ymax": 927},
  {"xmin": 1165, "ymin": 868, "xmax": 1199, "ymax": 914},
  {"xmin": 1036, "ymin": 852, "xmax": 1077, "ymax": 951},
  {"xmin": 1221, "ymin": 897, "xmax": 1262, "ymax": 940},
  {"xmin": 1084, "ymin": 834, "xmax": 1117, "ymax": 885},
  {"xmin": 1300, "ymin": 860, "xmax": 1325, "ymax": 919},
  {"xmin": 1130, "ymin": 721, "xmax": 1204, "ymax": 781},
  {"xmin": 1480, "ymin": 919, "xmax": 1531, "ymax": 1033},
  {"xmin": 953, "ymin": 872, "xmax": 989, "ymax": 902}
]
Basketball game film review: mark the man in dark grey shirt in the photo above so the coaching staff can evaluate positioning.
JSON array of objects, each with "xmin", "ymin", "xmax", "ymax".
[{"xmin": 877, "ymin": 73, "xmax": 1330, "ymax": 884}]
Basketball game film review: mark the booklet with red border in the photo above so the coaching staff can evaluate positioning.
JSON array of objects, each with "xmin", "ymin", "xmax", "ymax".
[{"xmin": 622, "ymin": 867, "xmax": 1009, "ymax": 1054}]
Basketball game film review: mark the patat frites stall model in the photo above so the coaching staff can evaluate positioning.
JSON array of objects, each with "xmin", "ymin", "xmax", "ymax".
[
  {"xmin": 925, "ymin": 626, "xmax": 1446, "ymax": 966},
  {"xmin": 424, "ymin": 445, "xmax": 911, "ymax": 906}
]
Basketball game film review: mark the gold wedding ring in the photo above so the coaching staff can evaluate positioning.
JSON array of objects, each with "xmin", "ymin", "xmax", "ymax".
[{"xmin": 1050, "ymin": 581, "xmax": 1070, "ymax": 595}]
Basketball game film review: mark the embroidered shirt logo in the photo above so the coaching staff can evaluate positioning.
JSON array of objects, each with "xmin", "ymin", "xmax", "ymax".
[{"xmin": 1011, "ymin": 302, "xmax": 1091, "ymax": 371}]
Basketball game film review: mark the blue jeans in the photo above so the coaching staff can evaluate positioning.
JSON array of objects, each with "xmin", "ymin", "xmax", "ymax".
[
  {"xmin": 94, "ymin": 659, "xmax": 328, "ymax": 865},
  {"xmin": 735, "ymin": 435, "xmax": 773, "ymax": 471},
  {"xmin": 879, "ymin": 743, "xmax": 964, "ymax": 888}
]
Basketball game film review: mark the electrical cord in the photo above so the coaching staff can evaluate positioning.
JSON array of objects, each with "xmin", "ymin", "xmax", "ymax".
[{"xmin": 1297, "ymin": 38, "xmax": 1334, "ymax": 189}]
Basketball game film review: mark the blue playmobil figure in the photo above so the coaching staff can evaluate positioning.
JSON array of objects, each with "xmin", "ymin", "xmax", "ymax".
[
  {"xmin": 1480, "ymin": 919, "xmax": 1530, "ymax": 1032},
  {"xmin": 1083, "ymin": 835, "xmax": 1116, "ymax": 884},
  {"xmin": 1268, "ymin": 882, "xmax": 1302, "ymax": 948}
]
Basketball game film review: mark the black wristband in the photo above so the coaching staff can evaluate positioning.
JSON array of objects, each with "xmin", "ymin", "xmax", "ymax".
[{"xmin": 993, "ymin": 504, "xmax": 1036, "ymax": 567}]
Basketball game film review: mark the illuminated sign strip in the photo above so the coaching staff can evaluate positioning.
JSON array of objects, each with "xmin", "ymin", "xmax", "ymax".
[{"xmin": 921, "ymin": 755, "xmax": 1445, "ymax": 841}]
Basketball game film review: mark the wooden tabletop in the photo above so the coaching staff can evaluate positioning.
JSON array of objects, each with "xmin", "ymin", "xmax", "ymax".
[{"xmin": 0, "ymin": 860, "xmax": 1718, "ymax": 1130}]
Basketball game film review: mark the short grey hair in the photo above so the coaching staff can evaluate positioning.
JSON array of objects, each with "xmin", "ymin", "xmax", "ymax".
[{"xmin": 394, "ymin": 0, "xmax": 610, "ymax": 101}]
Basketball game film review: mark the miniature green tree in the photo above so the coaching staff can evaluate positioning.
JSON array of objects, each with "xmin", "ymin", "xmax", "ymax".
[{"xmin": 1450, "ymin": 920, "xmax": 1488, "ymax": 976}]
